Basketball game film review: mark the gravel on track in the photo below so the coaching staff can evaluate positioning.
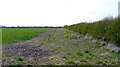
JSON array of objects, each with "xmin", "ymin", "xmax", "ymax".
[{"xmin": 3, "ymin": 44, "xmax": 51, "ymax": 57}]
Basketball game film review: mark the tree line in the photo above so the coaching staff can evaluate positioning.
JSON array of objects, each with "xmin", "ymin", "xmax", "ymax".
[
  {"xmin": 64, "ymin": 16, "xmax": 120, "ymax": 46},
  {"xmin": 1, "ymin": 26, "xmax": 62, "ymax": 28}
]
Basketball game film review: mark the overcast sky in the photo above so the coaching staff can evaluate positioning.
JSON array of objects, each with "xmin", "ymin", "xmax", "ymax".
[{"xmin": 0, "ymin": 0, "xmax": 119, "ymax": 26}]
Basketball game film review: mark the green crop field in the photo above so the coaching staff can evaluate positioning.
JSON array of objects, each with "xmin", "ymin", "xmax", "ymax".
[{"xmin": 2, "ymin": 28, "xmax": 53, "ymax": 45}]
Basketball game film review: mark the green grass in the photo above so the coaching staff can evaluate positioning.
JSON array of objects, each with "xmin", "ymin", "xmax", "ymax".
[{"xmin": 2, "ymin": 28, "xmax": 53, "ymax": 45}]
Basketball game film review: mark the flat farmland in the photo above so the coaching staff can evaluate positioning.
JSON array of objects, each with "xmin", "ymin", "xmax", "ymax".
[
  {"xmin": 1, "ymin": 28, "xmax": 119, "ymax": 66},
  {"xmin": 2, "ymin": 28, "xmax": 53, "ymax": 45}
]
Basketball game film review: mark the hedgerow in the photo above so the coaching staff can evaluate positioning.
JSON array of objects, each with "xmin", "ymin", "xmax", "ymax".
[{"xmin": 64, "ymin": 16, "xmax": 120, "ymax": 46}]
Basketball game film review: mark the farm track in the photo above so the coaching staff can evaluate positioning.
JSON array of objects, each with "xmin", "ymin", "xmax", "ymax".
[{"xmin": 2, "ymin": 28, "xmax": 119, "ymax": 65}]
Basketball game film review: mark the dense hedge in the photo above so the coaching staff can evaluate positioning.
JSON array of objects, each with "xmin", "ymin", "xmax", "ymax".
[{"xmin": 64, "ymin": 17, "xmax": 120, "ymax": 46}]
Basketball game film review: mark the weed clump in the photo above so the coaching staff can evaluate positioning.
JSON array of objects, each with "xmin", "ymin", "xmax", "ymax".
[
  {"xmin": 85, "ymin": 56, "xmax": 92, "ymax": 59},
  {"xmin": 65, "ymin": 60, "xmax": 78, "ymax": 65},
  {"xmin": 62, "ymin": 56, "xmax": 68, "ymax": 60},
  {"xmin": 89, "ymin": 53, "xmax": 97, "ymax": 57},
  {"xmin": 76, "ymin": 52, "xmax": 83, "ymax": 56},
  {"xmin": 95, "ymin": 43, "xmax": 105, "ymax": 48},
  {"xmin": 80, "ymin": 59, "xmax": 87, "ymax": 62},
  {"xmin": 15, "ymin": 57, "xmax": 24, "ymax": 61},
  {"xmin": 67, "ymin": 53, "xmax": 72, "ymax": 55},
  {"xmin": 84, "ymin": 49, "xmax": 90, "ymax": 53},
  {"xmin": 70, "ymin": 34, "xmax": 77, "ymax": 39},
  {"xmin": 9, "ymin": 56, "xmax": 32, "ymax": 67},
  {"xmin": 95, "ymin": 60, "xmax": 102, "ymax": 64}
]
